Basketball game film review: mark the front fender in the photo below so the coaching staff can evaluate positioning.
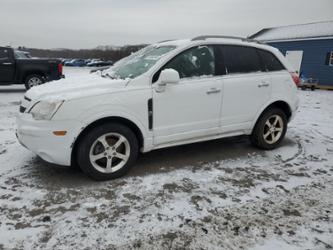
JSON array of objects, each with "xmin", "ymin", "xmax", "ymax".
[
  {"xmin": 53, "ymin": 97, "xmax": 153, "ymax": 153},
  {"xmin": 76, "ymin": 105, "xmax": 150, "ymax": 138}
]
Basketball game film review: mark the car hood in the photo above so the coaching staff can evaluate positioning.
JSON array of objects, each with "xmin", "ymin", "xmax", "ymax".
[{"xmin": 25, "ymin": 73, "xmax": 129, "ymax": 101}]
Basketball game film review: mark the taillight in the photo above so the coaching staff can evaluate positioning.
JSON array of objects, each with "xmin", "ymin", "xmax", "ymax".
[
  {"xmin": 290, "ymin": 72, "xmax": 300, "ymax": 87},
  {"xmin": 58, "ymin": 63, "xmax": 63, "ymax": 75}
]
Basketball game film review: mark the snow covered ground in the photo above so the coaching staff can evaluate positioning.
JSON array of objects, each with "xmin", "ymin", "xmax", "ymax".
[{"xmin": 0, "ymin": 67, "xmax": 332, "ymax": 249}]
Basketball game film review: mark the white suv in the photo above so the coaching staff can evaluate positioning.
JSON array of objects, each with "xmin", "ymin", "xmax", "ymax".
[{"xmin": 16, "ymin": 36, "xmax": 299, "ymax": 180}]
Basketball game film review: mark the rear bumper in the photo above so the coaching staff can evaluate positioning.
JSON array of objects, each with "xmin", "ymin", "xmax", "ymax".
[
  {"xmin": 16, "ymin": 113, "xmax": 80, "ymax": 166},
  {"xmin": 45, "ymin": 74, "xmax": 65, "ymax": 82}
]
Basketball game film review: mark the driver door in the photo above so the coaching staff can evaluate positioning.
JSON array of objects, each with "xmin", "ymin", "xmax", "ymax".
[{"xmin": 152, "ymin": 45, "xmax": 223, "ymax": 146}]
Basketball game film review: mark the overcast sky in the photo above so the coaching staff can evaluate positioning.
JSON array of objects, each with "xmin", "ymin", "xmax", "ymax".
[{"xmin": 0, "ymin": 0, "xmax": 332, "ymax": 49}]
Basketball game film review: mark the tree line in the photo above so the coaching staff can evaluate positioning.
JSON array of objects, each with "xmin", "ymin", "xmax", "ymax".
[{"xmin": 18, "ymin": 45, "xmax": 148, "ymax": 62}]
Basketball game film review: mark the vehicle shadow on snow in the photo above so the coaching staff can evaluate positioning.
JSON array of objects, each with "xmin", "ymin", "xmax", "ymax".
[
  {"xmin": 132, "ymin": 136, "xmax": 263, "ymax": 176},
  {"xmin": 132, "ymin": 136, "xmax": 297, "ymax": 177},
  {"xmin": 25, "ymin": 135, "xmax": 282, "ymax": 188},
  {"xmin": 25, "ymin": 135, "xmax": 298, "ymax": 189}
]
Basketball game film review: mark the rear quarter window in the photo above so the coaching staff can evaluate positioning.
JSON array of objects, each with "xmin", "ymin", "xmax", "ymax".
[
  {"xmin": 218, "ymin": 45, "xmax": 262, "ymax": 74},
  {"xmin": 257, "ymin": 49, "xmax": 285, "ymax": 72}
]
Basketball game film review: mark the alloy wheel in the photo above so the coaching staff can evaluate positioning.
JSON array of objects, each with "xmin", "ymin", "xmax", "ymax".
[
  {"xmin": 263, "ymin": 114, "xmax": 284, "ymax": 144},
  {"xmin": 89, "ymin": 133, "xmax": 130, "ymax": 173},
  {"xmin": 28, "ymin": 77, "xmax": 43, "ymax": 88}
]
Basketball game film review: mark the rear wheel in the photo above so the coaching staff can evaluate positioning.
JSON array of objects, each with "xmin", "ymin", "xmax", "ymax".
[
  {"xmin": 250, "ymin": 108, "xmax": 287, "ymax": 150},
  {"xmin": 24, "ymin": 74, "xmax": 44, "ymax": 90},
  {"xmin": 77, "ymin": 123, "xmax": 139, "ymax": 181}
]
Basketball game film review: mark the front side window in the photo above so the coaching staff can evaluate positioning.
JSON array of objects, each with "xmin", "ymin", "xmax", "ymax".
[
  {"xmin": 104, "ymin": 45, "xmax": 176, "ymax": 80},
  {"xmin": 257, "ymin": 49, "xmax": 285, "ymax": 71},
  {"xmin": 329, "ymin": 52, "xmax": 333, "ymax": 66},
  {"xmin": 163, "ymin": 46, "xmax": 215, "ymax": 79},
  {"xmin": 219, "ymin": 45, "xmax": 262, "ymax": 74},
  {"xmin": 0, "ymin": 48, "xmax": 9, "ymax": 61}
]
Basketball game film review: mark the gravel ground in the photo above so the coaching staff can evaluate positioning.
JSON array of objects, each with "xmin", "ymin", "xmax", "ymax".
[{"xmin": 0, "ymin": 68, "xmax": 332, "ymax": 249}]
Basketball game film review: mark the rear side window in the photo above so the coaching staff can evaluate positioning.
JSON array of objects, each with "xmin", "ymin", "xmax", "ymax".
[
  {"xmin": 219, "ymin": 45, "xmax": 262, "ymax": 74},
  {"xmin": 0, "ymin": 48, "xmax": 9, "ymax": 61},
  {"xmin": 257, "ymin": 49, "xmax": 285, "ymax": 71}
]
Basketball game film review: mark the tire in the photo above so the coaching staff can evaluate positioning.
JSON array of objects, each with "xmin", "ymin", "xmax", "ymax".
[
  {"xmin": 311, "ymin": 85, "xmax": 315, "ymax": 91},
  {"xmin": 250, "ymin": 108, "xmax": 287, "ymax": 150},
  {"xmin": 77, "ymin": 123, "xmax": 139, "ymax": 181},
  {"xmin": 24, "ymin": 74, "xmax": 44, "ymax": 90}
]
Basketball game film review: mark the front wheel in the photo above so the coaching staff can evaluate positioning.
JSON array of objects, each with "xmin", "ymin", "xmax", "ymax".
[
  {"xmin": 24, "ymin": 74, "xmax": 44, "ymax": 90},
  {"xmin": 250, "ymin": 108, "xmax": 287, "ymax": 150},
  {"xmin": 77, "ymin": 123, "xmax": 139, "ymax": 181}
]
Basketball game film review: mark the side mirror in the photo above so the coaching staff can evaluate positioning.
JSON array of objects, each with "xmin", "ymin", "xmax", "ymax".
[
  {"xmin": 159, "ymin": 68, "xmax": 180, "ymax": 85},
  {"xmin": 155, "ymin": 69, "xmax": 180, "ymax": 92}
]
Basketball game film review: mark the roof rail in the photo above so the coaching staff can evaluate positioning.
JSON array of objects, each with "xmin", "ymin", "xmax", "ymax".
[
  {"xmin": 158, "ymin": 39, "xmax": 176, "ymax": 43},
  {"xmin": 191, "ymin": 35, "xmax": 263, "ymax": 44}
]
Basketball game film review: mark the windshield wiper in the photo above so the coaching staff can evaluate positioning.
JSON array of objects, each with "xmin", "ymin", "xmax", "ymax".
[{"xmin": 101, "ymin": 72, "xmax": 116, "ymax": 79}]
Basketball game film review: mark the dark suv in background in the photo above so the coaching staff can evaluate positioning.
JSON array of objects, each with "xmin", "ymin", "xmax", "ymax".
[{"xmin": 0, "ymin": 47, "xmax": 64, "ymax": 90}]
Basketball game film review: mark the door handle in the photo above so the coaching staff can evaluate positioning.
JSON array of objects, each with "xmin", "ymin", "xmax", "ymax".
[
  {"xmin": 206, "ymin": 88, "xmax": 221, "ymax": 94},
  {"xmin": 258, "ymin": 81, "xmax": 270, "ymax": 88},
  {"xmin": 2, "ymin": 62, "xmax": 13, "ymax": 65}
]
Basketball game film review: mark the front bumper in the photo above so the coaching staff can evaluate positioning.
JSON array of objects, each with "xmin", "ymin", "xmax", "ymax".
[{"xmin": 16, "ymin": 113, "xmax": 81, "ymax": 166}]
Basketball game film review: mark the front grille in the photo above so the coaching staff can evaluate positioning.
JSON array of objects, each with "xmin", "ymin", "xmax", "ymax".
[{"xmin": 19, "ymin": 106, "xmax": 26, "ymax": 113}]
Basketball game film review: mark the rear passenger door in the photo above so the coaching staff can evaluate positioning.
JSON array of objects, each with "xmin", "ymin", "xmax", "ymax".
[{"xmin": 218, "ymin": 45, "xmax": 272, "ymax": 133}]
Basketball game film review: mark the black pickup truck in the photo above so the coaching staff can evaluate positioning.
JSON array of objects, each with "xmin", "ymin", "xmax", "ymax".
[{"xmin": 0, "ymin": 47, "xmax": 64, "ymax": 90}]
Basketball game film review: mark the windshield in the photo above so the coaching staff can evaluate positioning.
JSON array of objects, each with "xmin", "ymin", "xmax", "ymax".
[
  {"xmin": 14, "ymin": 50, "xmax": 31, "ymax": 59},
  {"xmin": 103, "ymin": 45, "xmax": 176, "ymax": 80}
]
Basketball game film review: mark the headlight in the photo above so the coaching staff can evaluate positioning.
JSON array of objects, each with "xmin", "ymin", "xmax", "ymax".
[{"xmin": 29, "ymin": 100, "xmax": 64, "ymax": 120}]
